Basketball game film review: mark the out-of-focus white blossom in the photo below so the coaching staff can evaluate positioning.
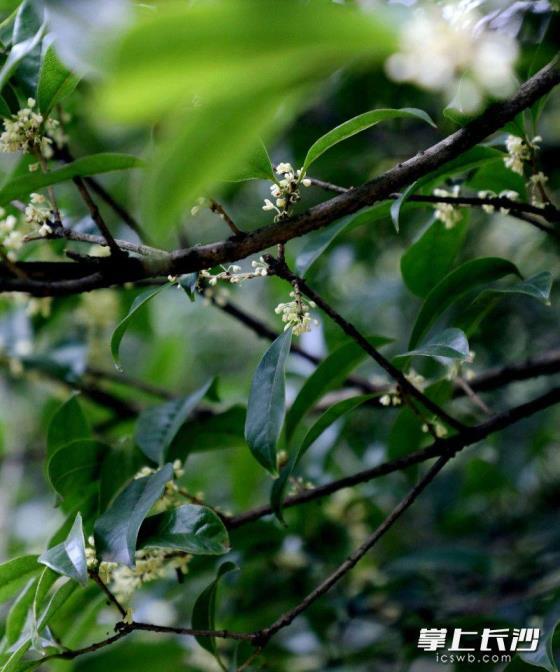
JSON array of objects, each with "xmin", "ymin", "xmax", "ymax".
[
  {"xmin": 528, "ymin": 171, "xmax": 549, "ymax": 208},
  {"xmin": 503, "ymin": 135, "xmax": 539, "ymax": 175},
  {"xmin": 25, "ymin": 193, "xmax": 55, "ymax": 234},
  {"xmin": 433, "ymin": 186, "xmax": 462, "ymax": 229},
  {"xmin": 0, "ymin": 209, "xmax": 24, "ymax": 261},
  {"xmin": 274, "ymin": 289, "xmax": 318, "ymax": 336},
  {"xmin": 385, "ymin": 2, "xmax": 518, "ymax": 109}
]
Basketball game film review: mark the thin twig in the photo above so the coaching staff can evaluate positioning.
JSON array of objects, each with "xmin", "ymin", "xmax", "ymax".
[
  {"xmin": 89, "ymin": 570, "xmax": 127, "ymax": 618},
  {"xmin": 265, "ymin": 256, "xmax": 465, "ymax": 431}
]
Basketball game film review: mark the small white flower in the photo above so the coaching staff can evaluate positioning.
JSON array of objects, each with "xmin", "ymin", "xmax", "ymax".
[{"xmin": 433, "ymin": 186, "xmax": 462, "ymax": 229}]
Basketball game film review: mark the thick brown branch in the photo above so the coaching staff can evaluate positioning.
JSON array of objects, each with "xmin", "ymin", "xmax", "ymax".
[{"xmin": 2, "ymin": 58, "xmax": 558, "ymax": 296}]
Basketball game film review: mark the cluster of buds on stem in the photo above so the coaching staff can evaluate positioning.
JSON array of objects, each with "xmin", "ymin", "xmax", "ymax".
[
  {"xmin": 504, "ymin": 134, "xmax": 541, "ymax": 175},
  {"xmin": 433, "ymin": 186, "xmax": 462, "ymax": 229},
  {"xmin": 274, "ymin": 282, "xmax": 318, "ymax": 336},
  {"xmin": 199, "ymin": 257, "xmax": 269, "ymax": 287},
  {"xmin": 0, "ymin": 98, "xmax": 65, "ymax": 160},
  {"xmin": 263, "ymin": 162, "xmax": 311, "ymax": 221},
  {"xmin": 477, "ymin": 189, "xmax": 519, "ymax": 214}
]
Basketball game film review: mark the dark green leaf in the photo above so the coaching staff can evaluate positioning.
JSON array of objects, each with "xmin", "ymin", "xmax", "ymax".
[
  {"xmin": 0, "ymin": 0, "xmax": 44, "ymax": 92},
  {"xmin": 519, "ymin": 602, "xmax": 560, "ymax": 672},
  {"xmin": 285, "ymin": 335, "xmax": 391, "ymax": 441},
  {"xmin": 272, "ymin": 394, "xmax": 374, "ymax": 520},
  {"xmin": 38, "ymin": 513, "xmax": 88, "ymax": 585},
  {"xmin": 244, "ymin": 329, "xmax": 292, "ymax": 476},
  {"xmin": 191, "ymin": 561, "xmax": 238, "ymax": 658},
  {"xmin": 303, "ymin": 107, "xmax": 435, "ymax": 171},
  {"xmin": 111, "ymin": 285, "xmax": 167, "ymax": 371},
  {"xmin": 0, "ymin": 154, "xmax": 143, "ymax": 206},
  {"xmin": 93, "ymin": 464, "xmax": 173, "ymax": 566},
  {"xmin": 46, "ymin": 394, "xmax": 90, "ymax": 459},
  {"xmin": 47, "ymin": 440, "xmax": 109, "ymax": 501},
  {"xmin": 135, "ymin": 380, "xmax": 212, "ymax": 465},
  {"xmin": 408, "ymin": 257, "xmax": 521, "ymax": 349},
  {"xmin": 138, "ymin": 505, "xmax": 229, "ymax": 555},
  {"xmin": 400, "ymin": 214, "xmax": 469, "ymax": 298},
  {"xmin": 396, "ymin": 328, "xmax": 469, "ymax": 363},
  {"xmin": 37, "ymin": 42, "xmax": 80, "ymax": 114},
  {"xmin": 295, "ymin": 216, "xmax": 350, "ymax": 276}
]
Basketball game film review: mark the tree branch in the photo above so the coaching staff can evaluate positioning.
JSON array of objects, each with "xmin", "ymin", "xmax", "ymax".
[{"xmin": 1, "ymin": 58, "xmax": 558, "ymax": 296}]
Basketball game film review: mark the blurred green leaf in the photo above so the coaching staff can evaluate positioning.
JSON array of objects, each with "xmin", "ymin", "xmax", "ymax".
[
  {"xmin": 93, "ymin": 463, "xmax": 173, "ymax": 566},
  {"xmin": 4, "ymin": 578, "xmax": 37, "ymax": 647},
  {"xmin": 303, "ymin": 107, "xmax": 435, "ymax": 172},
  {"xmin": 245, "ymin": 328, "xmax": 292, "ymax": 476},
  {"xmin": 135, "ymin": 380, "xmax": 212, "ymax": 465},
  {"xmin": 38, "ymin": 513, "xmax": 87, "ymax": 585},
  {"xmin": 408, "ymin": 257, "xmax": 521, "ymax": 349},
  {"xmin": 0, "ymin": 153, "xmax": 143, "ymax": 206},
  {"xmin": 138, "ymin": 505, "xmax": 230, "ymax": 556},
  {"xmin": 296, "ymin": 216, "xmax": 351, "ymax": 276},
  {"xmin": 226, "ymin": 139, "xmax": 274, "ymax": 182},
  {"xmin": 519, "ymin": 602, "xmax": 560, "ymax": 671},
  {"xmin": 191, "ymin": 561, "xmax": 238, "ymax": 659}
]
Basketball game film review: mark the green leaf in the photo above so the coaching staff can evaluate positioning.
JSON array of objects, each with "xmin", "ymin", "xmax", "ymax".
[
  {"xmin": 191, "ymin": 561, "xmax": 238, "ymax": 659},
  {"xmin": 36, "ymin": 42, "xmax": 80, "ymax": 114},
  {"xmin": 138, "ymin": 505, "xmax": 230, "ymax": 556},
  {"xmin": 225, "ymin": 139, "xmax": 274, "ymax": 182},
  {"xmin": 100, "ymin": 0, "xmax": 394, "ymax": 123},
  {"xmin": 0, "ymin": 153, "xmax": 143, "ymax": 206},
  {"xmin": 458, "ymin": 272, "xmax": 553, "ymax": 335},
  {"xmin": 0, "ymin": 640, "xmax": 31, "ymax": 672},
  {"xmin": 142, "ymin": 93, "xmax": 281, "ymax": 239},
  {"xmin": 111, "ymin": 285, "xmax": 167, "ymax": 371},
  {"xmin": 0, "ymin": 1, "xmax": 44, "ymax": 93},
  {"xmin": 408, "ymin": 257, "xmax": 521, "ymax": 349},
  {"xmin": 38, "ymin": 513, "xmax": 88, "ymax": 585},
  {"xmin": 400, "ymin": 214, "xmax": 469, "ymax": 298},
  {"xmin": 178, "ymin": 273, "xmax": 198, "ymax": 302},
  {"xmin": 244, "ymin": 329, "xmax": 292, "ymax": 476},
  {"xmin": 47, "ymin": 440, "xmax": 109, "ymax": 501},
  {"xmin": 285, "ymin": 335, "xmax": 391, "ymax": 442},
  {"xmin": 295, "ymin": 216, "xmax": 350, "ymax": 276},
  {"xmin": 135, "ymin": 380, "xmax": 212, "ymax": 465},
  {"xmin": 303, "ymin": 107, "xmax": 435, "ymax": 172},
  {"xmin": 46, "ymin": 394, "xmax": 90, "ymax": 459},
  {"xmin": 3, "ymin": 578, "xmax": 36, "ymax": 648},
  {"xmin": 396, "ymin": 328, "xmax": 469, "ymax": 363},
  {"xmin": 93, "ymin": 463, "xmax": 173, "ymax": 566},
  {"xmin": 0, "ymin": 556, "xmax": 40, "ymax": 604},
  {"xmin": 390, "ymin": 181, "xmax": 418, "ymax": 233},
  {"xmin": 272, "ymin": 394, "xmax": 374, "ymax": 520}
]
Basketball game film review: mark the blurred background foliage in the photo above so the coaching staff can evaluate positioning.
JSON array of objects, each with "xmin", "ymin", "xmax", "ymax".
[{"xmin": 0, "ymin": 0, "xmax": 559, "ymax": 671}]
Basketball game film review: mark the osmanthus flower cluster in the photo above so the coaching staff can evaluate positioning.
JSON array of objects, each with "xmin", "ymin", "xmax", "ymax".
[
  {"xmin": 274, "ymin": 286, "xmax": 318, "ymax": 336},
  {"xmin": 85, "ymin": 461, "xmax": 191, "ymax": 604},
  {"xmin": 0, "ymin": 193, "xmax": 56, "ymax": 261},
  {"xmin": 262, "ymin": 162, "xmax": 311, "ymax": 221},
  {"xmin": 433, "ymin": 186, "xmax": 463, "ymax": 229},
  {"xmin": 0, "ymin": 98, "xmax": 65, "ymax": 160},
  {"xmin": 503, "ymin": 134, "xmax": 551, "ymax": 207}
]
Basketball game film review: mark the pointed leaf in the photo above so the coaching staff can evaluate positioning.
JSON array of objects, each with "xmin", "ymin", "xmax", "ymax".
[
  {"xmin": 272, "ymin": 394, "xmax": 374, "ymax": 520},
  {"xmin": 244, "ymin": 329, "xmax": 292, "ymax": 476},
  {"xmin": 94, "ymin": 464, "xmax": 173, "ymax": 566},
  {"xmin": 46, "ymin": 394, "xmax": 90, "ymax": 459},
  {"xmin": 397, "ymin": 328, "xmax": 469, "ymax": 363},
  {"xmin": 225, "ymin": 139, "xmax": 274, "ymax": 182},
  {"xmin": 296, "ymin": 216, "xmax": 350, "ymax": 276},
  {"xmin": 401, "ymin": 214, "xmax": 469, "ymax": 298},
  {"xmin": 0, "ymin": 154, "xmax": 144, "ymax": 206},
  {"xmin": 4, "ymin": 578, "xmax": 37, "ymax": 647},
  {"xmin": 408, "ymin": 258, "xmax": 521, "ymax": 349},
  {"xmin": 135, "ymin": 380, "xmax": 212, "ymax": 464},
  {"xmin": 303, "ymin": 107, "xmax": 435, "ymax": 172},
  {"xmin": 111, "ymin": 285, "xmax": 167, "ymax": 371},
  {"xmin": 38, "ymin": 513, "xmax": 87, "ymax": 585},
  {"xmin": 47, "ymin": 440, "xmax": 109, "ymax": 501},
  {"xmin": 0, "ymin": 556, "xmax": 40, "ymax": 604},
  {"xmin": 138, "ymin": 505, "xmax": 229, "ymax": 556},
  {"xmin": 191, "ymin": 561, "xmax": 238, "ymax": 658},
  {"xmin": 36, "ymin": 42, "xmax": 80, "ymax": 114},
  {"xmin": 285, "ymin": 335, "xmax": 391, "ymax": 441}
]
